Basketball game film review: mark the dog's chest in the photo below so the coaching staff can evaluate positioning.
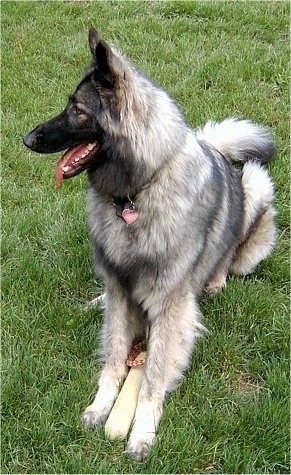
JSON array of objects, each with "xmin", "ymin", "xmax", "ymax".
[{"xmin": 87, "ymin": 192, "xmax": 160, "ymax": 290}]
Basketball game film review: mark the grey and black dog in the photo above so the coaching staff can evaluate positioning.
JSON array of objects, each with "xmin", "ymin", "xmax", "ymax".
[{"xmin": 24, "ymin": 28, "xmax": 277, "ymax": 460}]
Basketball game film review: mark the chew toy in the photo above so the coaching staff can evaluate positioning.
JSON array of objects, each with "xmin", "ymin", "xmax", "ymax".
[{"xmin": 105, "ymin": 348, "xmax": 146, "ymax": 439}]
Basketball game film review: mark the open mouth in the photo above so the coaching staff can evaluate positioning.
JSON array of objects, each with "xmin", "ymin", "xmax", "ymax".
[{"xmin": 55, "ymin": 142, "xmax": 100, "ymax": 187}]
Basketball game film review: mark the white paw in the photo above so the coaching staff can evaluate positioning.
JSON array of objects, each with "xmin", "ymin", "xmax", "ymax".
[
  {"xmin": 82, "ymin": 401, "xmax": 111, "ymax": 429},
  {"xmin": 125, "ymin": 398, "xmax": 161, "ymax": 460},
  {"xmin": 126, "ymin": 431, "xmax": 156, "ymax": 461}
]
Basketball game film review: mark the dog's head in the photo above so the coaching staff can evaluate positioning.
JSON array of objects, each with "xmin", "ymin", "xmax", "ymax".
[{"xmin": 23, "ymin": 28, "xmax": 128, "ymax": 187}]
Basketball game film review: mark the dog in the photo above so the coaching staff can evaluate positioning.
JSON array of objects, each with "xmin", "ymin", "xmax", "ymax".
[{"xmin": 23, "ymin": 27, "xmax": 277, "ymax": 460}]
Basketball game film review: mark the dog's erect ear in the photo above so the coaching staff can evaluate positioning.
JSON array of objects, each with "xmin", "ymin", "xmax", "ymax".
[
  {"xmin": 89, "ymin": 27, "xmax": 111, "ymax": 67},
  {"xmin": 89, "ymin": 27, "xmax": 101, "ymax": 57},
  {"xmin": 88, "ymin": 27, "xmax": 116, "ymax": 88}
]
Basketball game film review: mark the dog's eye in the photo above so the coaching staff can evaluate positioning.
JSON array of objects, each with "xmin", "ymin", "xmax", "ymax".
[{"xmin": 74, "ymin": 105, "xmax": 85, "ymax": 116}]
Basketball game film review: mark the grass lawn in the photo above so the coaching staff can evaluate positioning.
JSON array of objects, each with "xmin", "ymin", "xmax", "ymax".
[{"xmin": 2, "ymin": 1, "xmax": 289, "ymax": 473}]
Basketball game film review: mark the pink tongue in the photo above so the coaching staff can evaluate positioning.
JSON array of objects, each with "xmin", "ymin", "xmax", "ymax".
[{"xmin": 55, "ymin": 143, "xmax": 92, "ymax": 188}]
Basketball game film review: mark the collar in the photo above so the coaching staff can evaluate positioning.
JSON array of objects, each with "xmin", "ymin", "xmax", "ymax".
[{"xmin": 109, "ymin": 167, "xmax": 161, "ymax": 225}]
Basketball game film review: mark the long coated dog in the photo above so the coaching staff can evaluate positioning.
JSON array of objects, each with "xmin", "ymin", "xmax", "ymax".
[{"xmin": 24, "ymin": 28, "xmax": 277, "ymax": 460}]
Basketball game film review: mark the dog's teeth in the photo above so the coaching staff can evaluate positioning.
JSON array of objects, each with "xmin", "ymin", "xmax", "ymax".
[
  {"xmin": 74, "ymin": 157, "xmax": 80, "ymax": 163},
  {"xmin": 87, "ymin": 143, "xmax": 96, "ymax": 151},
  {"xmin": 62, "ymin": 166, "xmax": 70, "ymax": 172}
]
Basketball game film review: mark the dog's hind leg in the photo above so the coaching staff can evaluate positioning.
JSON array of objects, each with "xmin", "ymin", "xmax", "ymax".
[
  {"xmin": 204, "ymin": 264, "xmax": 229, "ymax": 295},
  {"xmin": 126, "ymin": 282, "xmax": 204, "ymax": 460},
  {"xmin": 231, "ymin": 161, "xmax": 277, "ymax": 276},
  {"xmin": 82, "ymin": 278, "xmax": 145, "ymax": 429}
]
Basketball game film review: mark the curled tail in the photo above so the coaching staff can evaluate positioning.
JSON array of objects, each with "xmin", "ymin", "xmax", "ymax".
[
  {"xmin": 198, "ymin": 118, "xmax": 277, "ymax": 275},
  {"xmin": 196, "ymin": 118, "xmax": 275, "ymax": 164},
  {"xmin": 230, "ymin": 160, "xmax": 277, "ymax": 275}
]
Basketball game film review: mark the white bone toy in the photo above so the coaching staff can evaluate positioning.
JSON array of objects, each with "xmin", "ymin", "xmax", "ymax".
[{"xmin": 105, "ymin": 350, "xmax": 146, "ymax": 439}]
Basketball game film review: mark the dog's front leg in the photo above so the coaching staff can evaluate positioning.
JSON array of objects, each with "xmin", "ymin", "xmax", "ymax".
[
  {"xmin": 126, "ymin": 285, "xmax": 203, "ymax": 460},
  {"xmin": 82, "ymin": 279, "xmax": 144, "ymax": 429}
]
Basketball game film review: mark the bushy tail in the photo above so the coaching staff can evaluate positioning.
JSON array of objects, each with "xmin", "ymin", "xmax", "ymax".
[
  {"xmin": 230, "ymin": 159, "xmax": 277, "ymax": 275},
  {"xmin": 196, "ymin": 118, "xmax": 275, "ymax": 164}
]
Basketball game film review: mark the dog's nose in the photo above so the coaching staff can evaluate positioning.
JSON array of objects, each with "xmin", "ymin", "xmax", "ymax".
[{"xmin": 23, "ymin": 131, "xmax": 35, "ymax": 149}]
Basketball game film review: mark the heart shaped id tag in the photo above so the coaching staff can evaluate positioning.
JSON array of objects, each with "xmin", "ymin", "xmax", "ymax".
[{"xmin": 122, "ymin": 208, "xmax": 139, "ymax": 224}]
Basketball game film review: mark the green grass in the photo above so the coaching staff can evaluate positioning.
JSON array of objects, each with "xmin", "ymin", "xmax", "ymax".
[{"xmin": 2, "ymin": 1, "xmax": 289, "ymax": 473}]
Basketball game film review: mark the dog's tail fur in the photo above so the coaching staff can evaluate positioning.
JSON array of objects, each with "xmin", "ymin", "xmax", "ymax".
[
  {"xmin": 230, "ymin": 159, "xmax": 277, "ymax": 275},
  {"xmin": 196, "ymin": 118, "xmax": 275, "ymax": 164},
  {"xmin": 198, "ymin": 118, "xmax": 277, "ymax": 276}
]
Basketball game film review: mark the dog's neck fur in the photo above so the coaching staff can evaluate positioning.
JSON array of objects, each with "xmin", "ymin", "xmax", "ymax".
[{"xmin": 87, "ymin": 146, "xmax": 154, "ymax": 199}]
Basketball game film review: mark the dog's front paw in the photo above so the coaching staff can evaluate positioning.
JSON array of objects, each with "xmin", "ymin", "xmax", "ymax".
[
  {"xmin": 82, "ymin": 402, "xmax": 111, "ymax": 429},
  {"xmin": 125, "ymin": 431, "xmax": 155, "ymax": 461}
]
